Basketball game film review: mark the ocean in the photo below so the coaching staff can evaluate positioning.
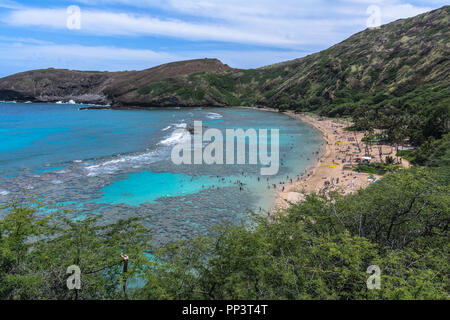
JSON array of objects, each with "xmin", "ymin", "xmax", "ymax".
[{"xmin": 0, "ymin": 102, "xmax": 323, "ymax": 245}]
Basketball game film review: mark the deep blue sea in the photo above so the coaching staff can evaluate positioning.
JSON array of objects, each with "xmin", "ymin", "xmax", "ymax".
[{"xmin": 0, "ymin": 102, "xmax": 322, "ymax": 245}]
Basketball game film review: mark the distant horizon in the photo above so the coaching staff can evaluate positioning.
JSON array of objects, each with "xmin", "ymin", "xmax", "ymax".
[{"xmin": 0, "ymin": 1, "xmax": 447, "ymax": 78}]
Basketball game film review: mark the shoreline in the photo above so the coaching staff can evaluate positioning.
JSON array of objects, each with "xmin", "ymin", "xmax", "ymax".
[
  {"xmin": 238, "ymin": 107, "xmax": 326, "ymax": 211},
  {"xmin": 6, "ymin": 102, "xmax": 407, "ymax": 215},
  {"xmin": 276, "ymin": 111, "xmax": 410, "ymax": 211},
  {"xmin": 240, "ymin": 106, "xmax": 410, "ymax": 213}
]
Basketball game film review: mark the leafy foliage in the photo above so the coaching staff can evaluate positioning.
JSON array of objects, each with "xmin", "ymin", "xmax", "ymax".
[
  {"xmin": 0, "ymin": 200, "xmax": 150, "ymax": 299},
  {"xmin": 2, "ymin": 167, "xmax": 448, "ymax": 300},
  {"xmin": 139, "ymin": 168, "xmax": 449, "ymax": 300}
]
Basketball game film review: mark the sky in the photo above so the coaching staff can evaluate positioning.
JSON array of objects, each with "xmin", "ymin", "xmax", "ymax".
[{"xmin": 0, "ymin": 0, "xmax": 447, "ymax": 77}]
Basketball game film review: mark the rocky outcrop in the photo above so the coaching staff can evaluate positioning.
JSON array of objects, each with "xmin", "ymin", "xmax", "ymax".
[
  {"xmin": 0, "ymin": 58, "xmax": 234, "ymax": 107},
  {"xmin": 0, "ymin": 68, "xmax": 113, "ymax": 104}
]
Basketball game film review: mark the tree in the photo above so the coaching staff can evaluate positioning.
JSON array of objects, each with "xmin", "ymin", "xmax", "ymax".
[
  {"xmin": 139, "ymin": 168, "xmax": 449, "ymax": 300},
  {"xmin": 0, "ymin": 200, "xmax": 150, "ymax": 300}
]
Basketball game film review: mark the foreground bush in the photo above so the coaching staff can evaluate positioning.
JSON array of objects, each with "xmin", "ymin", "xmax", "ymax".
[
  {"xmin": 140, "ymin": 168, "xmax": 449, "ymax": 300},
  {"xmin": 1, "ymin": 167, "xmax": 448, "ymax": 300}
]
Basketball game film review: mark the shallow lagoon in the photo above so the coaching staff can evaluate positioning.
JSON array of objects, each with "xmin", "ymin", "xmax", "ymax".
[{"xmin": 0, "ymin": 103, "xmax": 322, "ymax": 245}]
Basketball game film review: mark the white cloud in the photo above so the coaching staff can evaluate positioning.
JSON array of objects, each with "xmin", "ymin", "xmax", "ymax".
[
  {"xmin": 0, "ymin": 43, "xmax": 181, "ymax": 74},
  {"xmin": 0, "ymin": 35, "xmax": 54, "ymax": 45},
  {"xmin": 3, "ymin": 1, "xmax": 438, "ymax": 49},
  {"xmin": 0, "ymin": 0, "xmax": 444, "ymax": 75},
  {"xmin": 71, "ymin": 0, "xmax": 439, "ymax": 22},
  {"xmin": 4, "ymin": 8, "xmax": 304, "ymax": 47},
  {"xmin": 380, "ymin": 4, "xmax": 432, "ymax": 22},
  {"xmin": 0, "ymin": 0, "xmax": 22, "ymax": 9}
]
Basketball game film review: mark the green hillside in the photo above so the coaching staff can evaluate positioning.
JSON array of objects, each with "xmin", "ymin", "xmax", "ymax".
[{"xmin": 130, "ymin": 6, "xmax": 449, "ymax": 113}]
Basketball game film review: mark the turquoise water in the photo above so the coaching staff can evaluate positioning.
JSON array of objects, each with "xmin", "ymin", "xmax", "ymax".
[
  {"xmin": 38, "ymin": 166, "xmax": 66, "ymax": 174},
  {"xmin": 0, "ymin": 127, "xmax": 68, "ymax": 152},
  {"xmin": 0, "ymin": 103, "xmax": 323, "ymax": 245},
  {"xmin": 97, "ymin": 171, "xmax": 233, "ymax": 206}
]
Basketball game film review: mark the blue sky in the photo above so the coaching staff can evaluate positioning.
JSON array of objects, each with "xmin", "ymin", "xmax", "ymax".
[{"xmin": 0, "ymin": 0, "xmax": 447, "ymax": 77}]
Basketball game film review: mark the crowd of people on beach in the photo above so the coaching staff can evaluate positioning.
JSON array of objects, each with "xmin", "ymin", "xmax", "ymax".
[
  {"xmin": 274, "ymin": 113, "xmax": 410, "ymax": 211},
  {"xmin": 189, "ymin": 110, "xmax": 410, "ymax": 215}
]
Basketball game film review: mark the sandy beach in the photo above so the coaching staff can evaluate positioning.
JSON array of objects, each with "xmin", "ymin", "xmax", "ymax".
[
  {"xmin": 273, "ymin": 111, "xmax": 410, "ymax": 211},
  {"xmin": 240, "ymin": 107, "xmax": 409, "ymax": 212}
]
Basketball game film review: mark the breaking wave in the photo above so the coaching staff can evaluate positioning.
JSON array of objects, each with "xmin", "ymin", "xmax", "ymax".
[
  {"xmin": 84, "ymin": 149, "xmax": 162, "ymax": 177},
  {"xmin": 206, "ymin": 112, "xmax": 223, "ymax": 120},
  {"xmin": 159, "ymin": 129, "xmax": 191, "ymax": 146},
  {"xmin": 173, "ymin": 123, "xmax": 187, "ymax": 128}
]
